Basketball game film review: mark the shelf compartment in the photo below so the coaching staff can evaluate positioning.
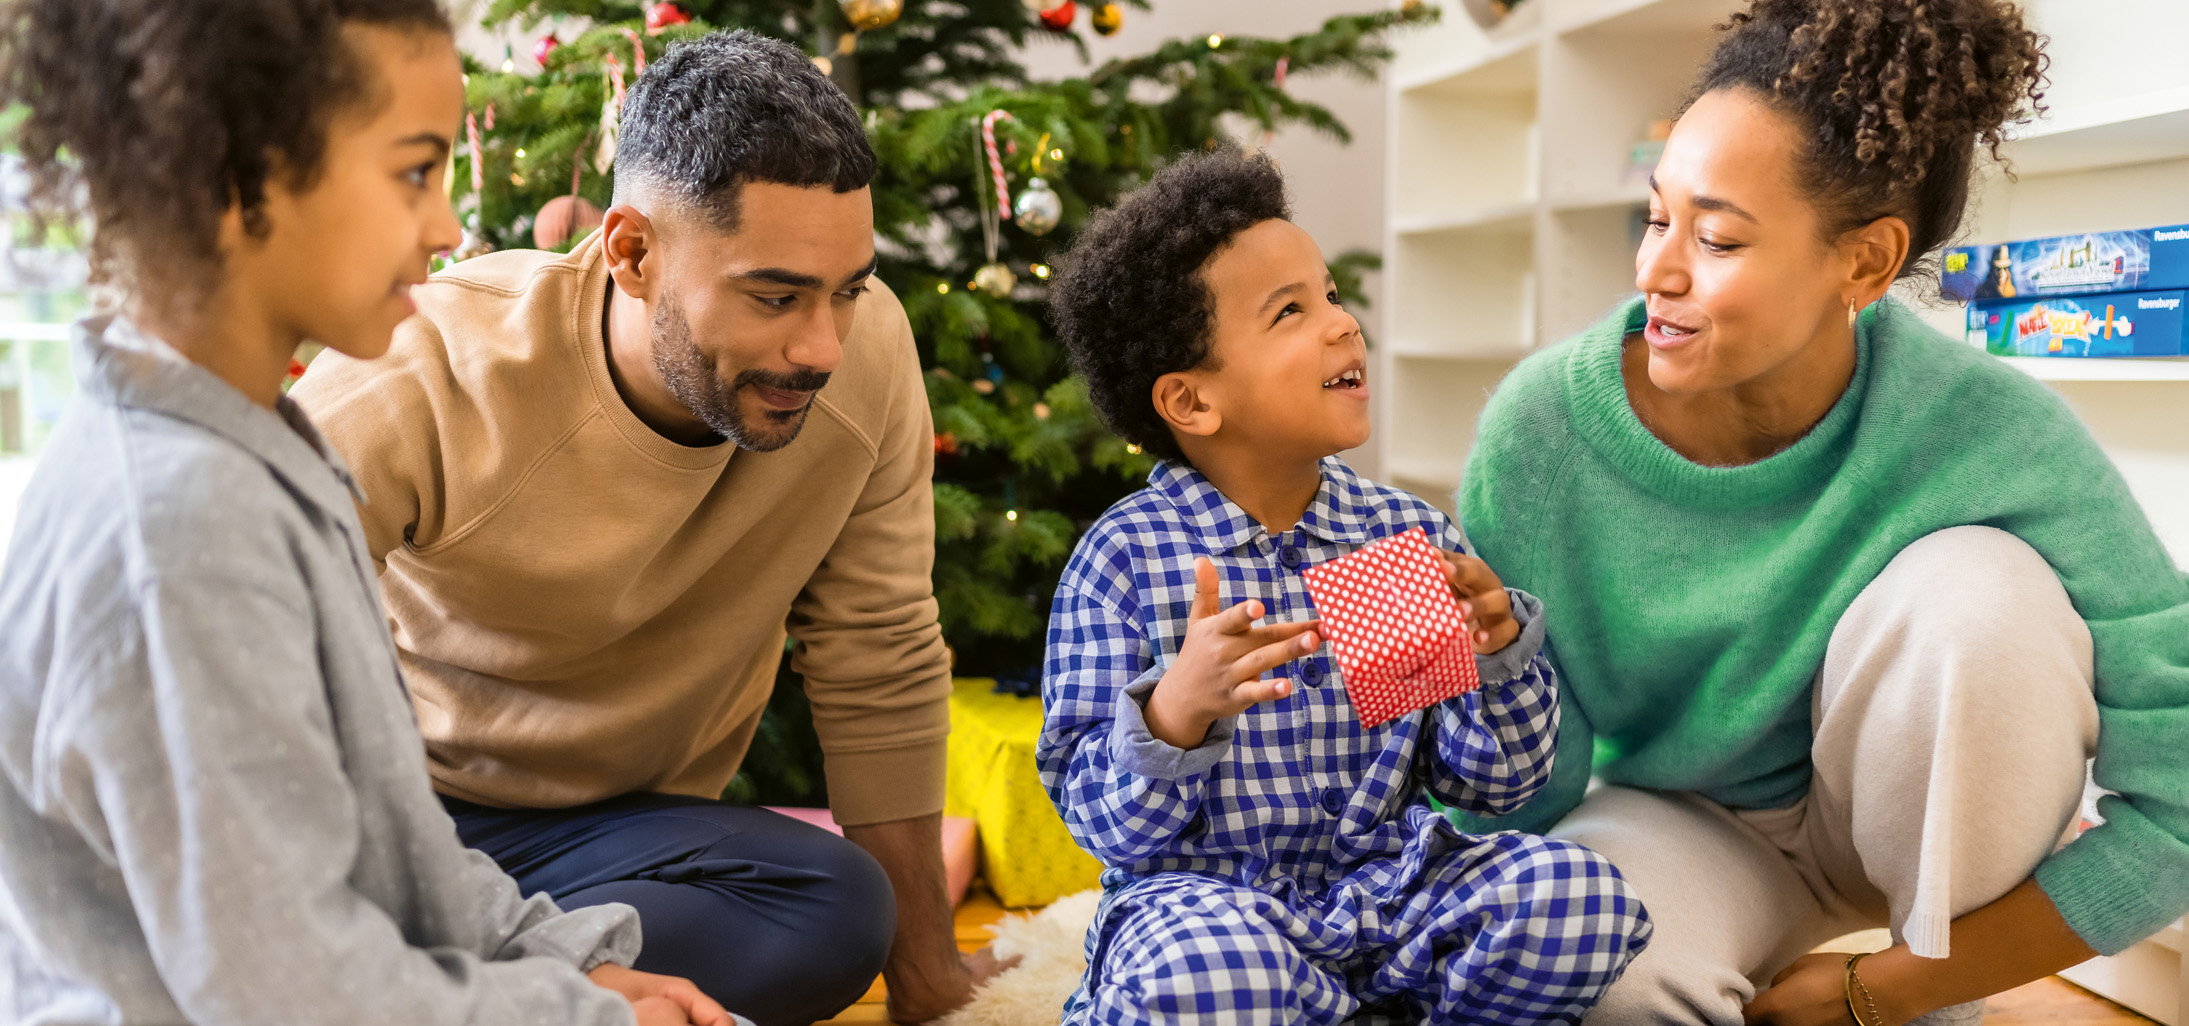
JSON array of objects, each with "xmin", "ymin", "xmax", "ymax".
[
  {"xmin": 1541, "ymin": 204, "xmax": 1647, "ymax": 346},
  {"xmin": 1390, "ymin": 218, "xmax": 1537, "ymax": 356},
  {"xmin": 1395, "ymin": 31, "xmax": 1539, "ymax": 96},
  {"xmin": 1394, "ymin": 46, "xmax": 1539, "ymax": 223},
  {"xmin": 1536, "ymin": 19, "xmax": 1716, "ymax": 207},
  {"xmin": 1380, "ymin": 358, "xmax": 1524, "ymax": 516},
  {"xmin": 1392, "ymin": 202, "xmax": 1535, "ymax": 237},
  {"xmin": 2003, "ymin": 86, "xmax": 2189, "ymax": 176}
]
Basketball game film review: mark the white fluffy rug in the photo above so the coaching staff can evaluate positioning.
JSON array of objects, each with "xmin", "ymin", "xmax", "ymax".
[{"xmin": 938, "ymin": 890, "xmax": 1102, "ymax": 1026}]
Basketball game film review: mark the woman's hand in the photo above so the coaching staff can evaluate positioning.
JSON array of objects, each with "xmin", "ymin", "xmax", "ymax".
[
  {"xmin": 1744, "ymin": 953, "xmax": 1862, "ymax": 1026},
  {"xmin": 1437, "ymin": 552, "xmax": 1521, "ymax": 655},
  {"xmin": 588, "ymin": 962, "xmax": 734, "ymax": 1026}
]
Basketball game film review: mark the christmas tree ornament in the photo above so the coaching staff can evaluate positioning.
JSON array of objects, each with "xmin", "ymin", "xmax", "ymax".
[
  {"xmin": 1033, "ymin": 402, "xmax": 1051, "ymax": 420},
  {"xmin": 972, "ymin": 378, "xmax": 997, "ymax": 395},
  {"xmin": 974, "ymin": 262, "xmax": 1017, "ymax": 295},
  {"xmin": 840, "ymin": 0, "xmax": 903, "ymax": 31},
  {"xmin": 1013, "ymin": 176, "xmax": 1061, "ymax": 236},
  {"xmin": 594, "ymin": 55, "xmax": 631, "ymax": 173},
  {"xmin": 531, "ymin": 33, "xmax": 559, "ymax": 67},
  {"xmin": 1091, "ymin": 3, "xmax": 1123, "ymax": 35},
  {"xmin": 453, "ymin": 215, "xmax": 496, "ymax": 262},
  {"xmin": 645, "ymin": 2, "xmax": 692, "ymax": 34},
  {"xmin": 1038, "ymin": 0, "xmax": 1077, "ymax": 31},
  {"xmin": 934, "ymin": 432, "xmax": 959, "ymax": 456},
  {"xmin": 533, "ymin": 195, "xmax": 605, "ymax": 249}
]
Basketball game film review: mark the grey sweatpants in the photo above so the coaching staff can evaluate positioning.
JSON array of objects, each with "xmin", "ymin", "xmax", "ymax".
[{"xmin": 1555, "ymin": 526, "xmax": 2101, "ymax": 1025}]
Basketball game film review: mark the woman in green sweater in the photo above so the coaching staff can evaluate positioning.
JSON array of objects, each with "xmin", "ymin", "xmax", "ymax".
[{"xmin": 1457, "ymin": 1, "xmax": 2189, "ymax": 1024}]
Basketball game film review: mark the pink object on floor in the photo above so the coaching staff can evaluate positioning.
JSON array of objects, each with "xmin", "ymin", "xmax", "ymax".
[{"xmin": 764, "ymin": 807, "xmax": 981, "ymax": 909}]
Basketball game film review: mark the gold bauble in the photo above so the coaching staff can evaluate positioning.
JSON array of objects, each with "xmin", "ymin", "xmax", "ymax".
[
  {"xmin": 840, "ymin": 0, "xmax": 903, "ymax": 31},
  {"xmin": 973, "ymin": 262, "xmax": 1018, "ymax": 295},
  {"xmin": 1091, "ymin": 3, "xmax": 1122, "ymax": 36}
]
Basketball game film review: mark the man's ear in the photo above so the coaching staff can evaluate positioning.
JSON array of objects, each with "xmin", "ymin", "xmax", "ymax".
[
  {"xmin": 1841, "ymin": 214, "xmax": 1912, "ymax": 309},
  {"xmin": 1153, "ymin": 370, "xmax": 1220, "ymax": 440},
  {"xmin": 600, "ymin": 204, "xmax": 660, "ymax": 300}
]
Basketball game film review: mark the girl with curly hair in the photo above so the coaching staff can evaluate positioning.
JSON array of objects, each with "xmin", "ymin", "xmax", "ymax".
[
  {"xmin": 0, "ymin": 2, "xmax": 735, "ymax": 1023},
  {"xmin": 1456, "ymin": 1, "xmax": 2189, "ymax": 1023}
]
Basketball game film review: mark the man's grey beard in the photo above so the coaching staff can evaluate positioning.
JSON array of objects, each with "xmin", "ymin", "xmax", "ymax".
[{"xmin": 651, "ymin": 294, "xmax": 830, "ymax": 452}]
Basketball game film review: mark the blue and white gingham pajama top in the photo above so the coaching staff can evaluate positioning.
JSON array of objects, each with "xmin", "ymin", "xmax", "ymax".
[{"xmin": 1039, "ymin": 458, "xmax": 1651, "ymax": 1025}]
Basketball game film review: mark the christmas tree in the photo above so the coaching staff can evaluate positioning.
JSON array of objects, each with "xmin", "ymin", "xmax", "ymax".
[{"xmin": 454, "ymin": 0, "xmax": 1434, "ymax": 803}]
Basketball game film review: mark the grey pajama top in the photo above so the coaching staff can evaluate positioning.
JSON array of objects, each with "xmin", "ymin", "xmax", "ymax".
[{"xmin": 0, "ymin": 316, "xmax": 641, "ymax": 1026}]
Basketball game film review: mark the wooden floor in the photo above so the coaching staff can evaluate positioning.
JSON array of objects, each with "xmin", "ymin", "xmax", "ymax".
[{"xmin": 822, "ymin": 891, "xmax": 2156, "ymax": 1025}]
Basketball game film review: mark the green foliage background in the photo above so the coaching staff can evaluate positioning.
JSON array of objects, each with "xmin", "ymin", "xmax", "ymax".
[{"xmin": 458, "ymin": 0, "xmax": 1432, "ymax": 804}]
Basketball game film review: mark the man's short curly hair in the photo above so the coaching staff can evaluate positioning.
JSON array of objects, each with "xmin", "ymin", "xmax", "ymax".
[
  {"xmin": 1050, "ymin": 149, "xmax": 1291, "ymax": 463},
  {"xmin": 0, "ymin": 0, "xmax": 452, "ymax": 310}
]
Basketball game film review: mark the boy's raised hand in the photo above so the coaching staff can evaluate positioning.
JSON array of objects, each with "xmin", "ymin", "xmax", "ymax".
[
  {"xmin": 1438, "ymin": 551, "xmax": 1520, "ymax": 655},
  {"xmin": 1142, "ymin": 557, "xmax": 1320, "ymax": 750}
]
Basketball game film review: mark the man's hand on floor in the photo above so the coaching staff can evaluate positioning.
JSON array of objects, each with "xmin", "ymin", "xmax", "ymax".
[
  {"xmin": 589, "ymin": 962, "xmax": 735, "ymax": 1026},
  {"xmin": 884, "ymin": 944, "xmax": 1021, "ymax": 1023}
]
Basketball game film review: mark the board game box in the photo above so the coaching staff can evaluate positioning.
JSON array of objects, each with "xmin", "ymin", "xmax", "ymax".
[
  {"xmin": 1941, "ymin": 224, "xmax": 2189, "ymax": 303},
  {"xmin": 1966, "ymin": 290, "xmax": 2188, "ymax": 358}
]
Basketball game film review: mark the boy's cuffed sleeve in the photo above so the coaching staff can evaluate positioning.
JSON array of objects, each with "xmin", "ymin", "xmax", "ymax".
[
  {"xmin": 1109, "ymin": 669, "xmax": 1234, "ymax": 780},
  {"xmin": 66, "ymin": 574, "xmax": 636, "ymax": 1026},
  {"xmin": 1036, "ymin": 545, "xmax": 1224, "ymax": 866}
]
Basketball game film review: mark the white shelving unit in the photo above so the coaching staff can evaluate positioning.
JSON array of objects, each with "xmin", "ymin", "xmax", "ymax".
[{"xmin": 1379, "ymin": 1, "xmax": 2189, "ymax": 1019}]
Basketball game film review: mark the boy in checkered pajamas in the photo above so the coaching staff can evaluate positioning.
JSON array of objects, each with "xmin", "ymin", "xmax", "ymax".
[{"xmin": 1037, "ymin": 151, "xmax": 1651, "ymax": 1026}]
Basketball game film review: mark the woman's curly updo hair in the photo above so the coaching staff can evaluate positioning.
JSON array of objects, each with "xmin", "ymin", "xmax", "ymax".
[
  {"xmin": 1050, "ymin": 149, "xmax": 1291, "ymax": 463},
  {"xmin": 0, "ymin": 0, "xmax": 452, "ymax": 308},
  {"xmin": 1694, "ymin": 0, "xmax": 2048, "ymax": 281}
]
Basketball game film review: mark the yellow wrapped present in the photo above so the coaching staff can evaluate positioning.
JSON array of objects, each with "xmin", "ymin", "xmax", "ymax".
[{"xmin": 947, "ymin": 677, "xmax": 1104, "ymax": 907}]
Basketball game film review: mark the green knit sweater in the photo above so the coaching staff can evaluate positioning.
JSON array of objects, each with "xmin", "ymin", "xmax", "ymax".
[{"xmin": 1457, "ymin": 295, "xmax": 2189, "ymax": 955}]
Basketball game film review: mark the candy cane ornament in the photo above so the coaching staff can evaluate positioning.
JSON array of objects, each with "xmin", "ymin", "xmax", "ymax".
[{"xmin": 981, "ymin": 109, "xmax": 1015, "ymax": 222}]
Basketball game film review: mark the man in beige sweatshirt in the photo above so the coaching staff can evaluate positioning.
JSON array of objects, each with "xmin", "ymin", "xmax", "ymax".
[{"xmin": 292, "ymin": 31, "xmax": 978, "ymax": 1026}]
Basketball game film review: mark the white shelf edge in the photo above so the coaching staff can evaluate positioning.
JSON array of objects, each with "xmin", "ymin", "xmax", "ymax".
[
  {"xmin": 1999, "ymin": 356, "xmax": 2189, "ymax": 382},
  {"xmin": 1393, "ymin": 35, "xmax": 1540, "ymax": 96},
  {"xmin": 2003, "ymin": 85, "xmax": 2189, "ymax": 176},
  {"xmin": 1392, "ymin": 203, "xmax": 1537, "ymax": 236},
  {"xmin": 1547, "ymin": 189, "xmax": 1651, "ymax": 214}
]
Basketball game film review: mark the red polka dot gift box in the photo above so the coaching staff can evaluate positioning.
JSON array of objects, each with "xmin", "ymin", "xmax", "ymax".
[{"xmin": 1301, "ymin": 526, "xmax": 1480, "ymax": 727}]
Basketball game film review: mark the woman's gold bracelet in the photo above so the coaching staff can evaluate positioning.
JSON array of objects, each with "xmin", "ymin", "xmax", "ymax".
[{"xmin": 1843, "ymin": 951, "xmax": 1884, "ymax": 1026}]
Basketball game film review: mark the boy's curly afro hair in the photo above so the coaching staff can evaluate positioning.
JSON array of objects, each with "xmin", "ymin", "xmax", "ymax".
[{"xmin": 1050, "ymin": 149, "xmax": 1291, "ymax": 463}]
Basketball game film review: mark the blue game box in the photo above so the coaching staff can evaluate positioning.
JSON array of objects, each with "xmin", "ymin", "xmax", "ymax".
[
  {"xmin": 1966, "ymin": 290, "xmax": 2189, "ymax": 358},
  {"xmin": 1942, "ymin": 224, "xmax": 2189, "ymax": 303}
]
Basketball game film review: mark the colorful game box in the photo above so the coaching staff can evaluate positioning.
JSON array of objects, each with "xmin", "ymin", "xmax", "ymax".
[
  {"xmin": 1966, "ymin": 290, "xmax": 2187, "ymax": 358},
  {"xmin": 1941, "ymin": 224, "xmax": 2189, "ymax": 303}
]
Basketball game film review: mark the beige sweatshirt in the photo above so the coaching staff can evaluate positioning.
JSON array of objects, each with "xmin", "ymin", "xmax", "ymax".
[{"xmin": 290, "ymin": 234, "xmax": 950, "ymax": 826}]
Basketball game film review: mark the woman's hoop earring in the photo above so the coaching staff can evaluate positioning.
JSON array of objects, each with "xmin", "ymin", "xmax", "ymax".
[{"xmin": 1848, "ymin": 301, "xmax": 1859, "ymax": 328}]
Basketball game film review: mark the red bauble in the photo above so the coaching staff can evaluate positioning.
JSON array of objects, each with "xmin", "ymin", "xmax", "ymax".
[
  {"xmin": 645, "ymin": 2, "xmax": 692, "ymax": 34},
  {"xmin": 1038, "ymin": 0, "xmax": 1077, "ymax": 31},
  {"xmin": 531, "ymin": 34, "xmax": 559, "ymax": 67},
  {"xmin": 533, "ymin": 195, "xmax": 606, "ymax": 250},
  {"xmin": 934, "ymin": 432, "xmax": 959, "ymax": 456}
]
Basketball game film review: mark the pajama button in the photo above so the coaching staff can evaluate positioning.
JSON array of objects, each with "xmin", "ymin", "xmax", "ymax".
[
  {"xmin": 1302, "ymin": 660, "xmax": 1325, "ymax": 684},
  {"xmin": 1279, "ymin": 545, "xmax": 1303, "ymax": 568},
  {"xmin": 1319, "ymin": 787, "xmax": 1345, "ymax": 815}
]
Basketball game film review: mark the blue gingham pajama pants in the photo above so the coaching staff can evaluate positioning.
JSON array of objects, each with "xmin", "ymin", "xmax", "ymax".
[{"xmin": 1068, "ymin": 831, "xmax": 1642, "ymax": 1026}]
